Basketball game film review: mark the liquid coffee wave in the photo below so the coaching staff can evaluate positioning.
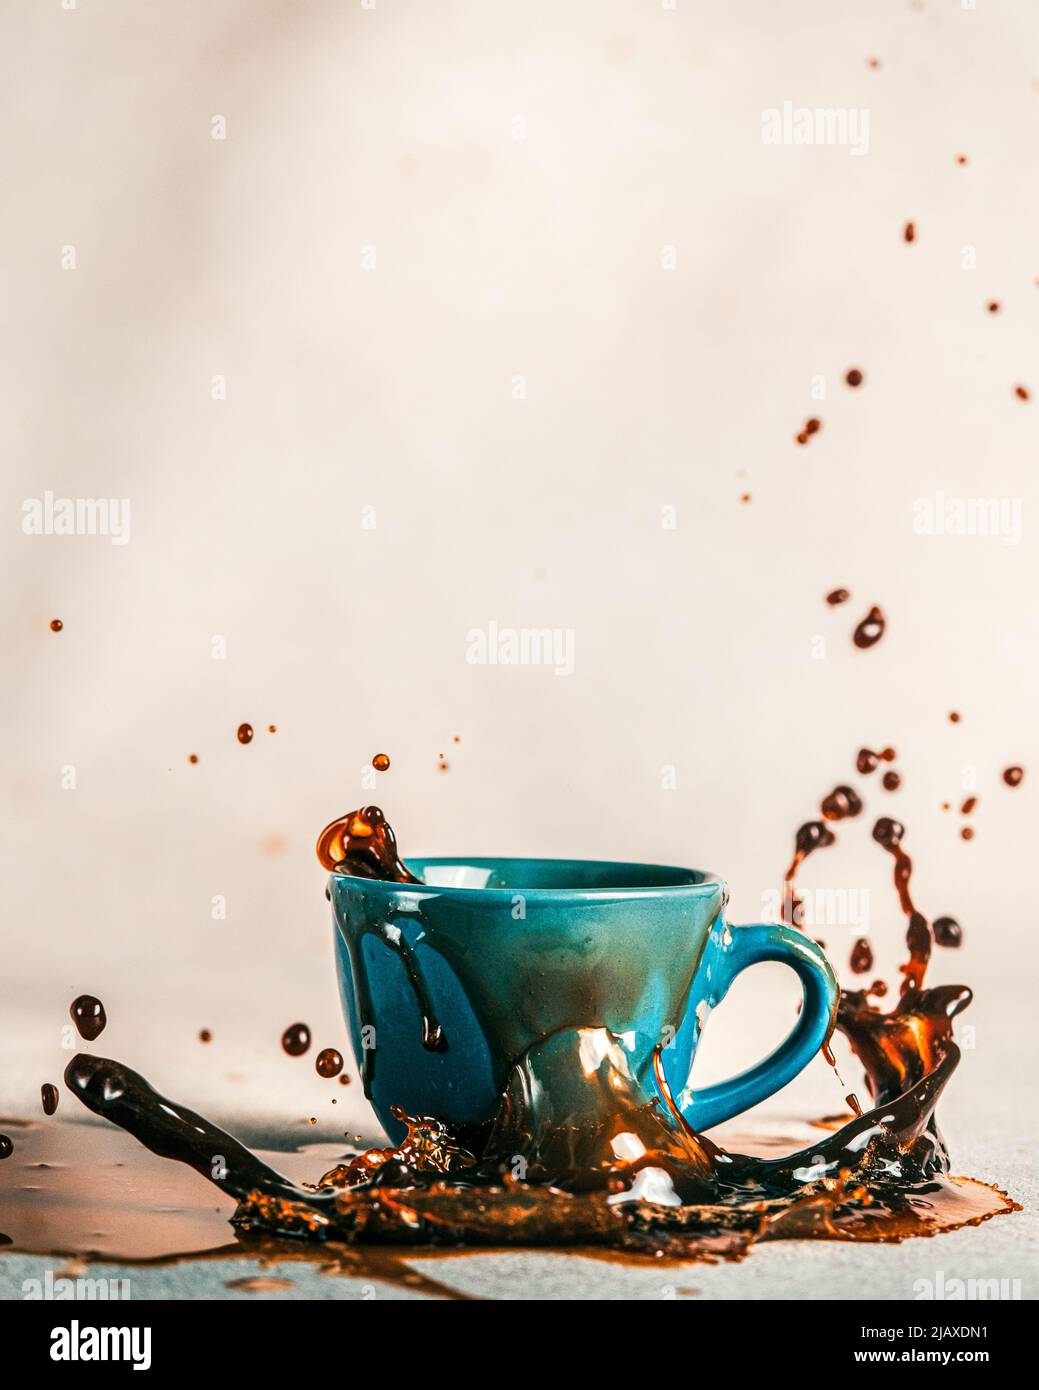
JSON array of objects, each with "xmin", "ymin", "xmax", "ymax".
[{"xmin": 47, "ymin": 800, "xmax": 1018, "ymax": 1266}]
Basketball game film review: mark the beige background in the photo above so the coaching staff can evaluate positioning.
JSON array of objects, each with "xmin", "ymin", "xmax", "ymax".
[{"xmin": 2, "ymin": 0, "xmax": 1037, "ymax": 1162}]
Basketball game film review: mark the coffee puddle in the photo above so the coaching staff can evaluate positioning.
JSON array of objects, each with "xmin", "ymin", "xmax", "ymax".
[{"xmin": 1, "ymin": 793, "xmax": 1020, "ymax": 1289}]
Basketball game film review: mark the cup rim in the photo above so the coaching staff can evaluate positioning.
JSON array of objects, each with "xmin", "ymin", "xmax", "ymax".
[{"xmin": 328, "ymin": 855, "xmax": 724, "ymax": 898}]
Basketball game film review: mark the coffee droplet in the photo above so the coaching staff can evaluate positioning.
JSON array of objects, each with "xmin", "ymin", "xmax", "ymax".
[
  {"xmin": 949, "ymin": 711, "xmax": 961, "ymax": 723},
  {"xmin": 1014, "ymin": 385, "xmax": 1030, "ymax": 402},
  {"xmin": 882, "ymin": 770, "xmax": 901, "ymax": 791},
  {"xmin": 1003, "ymin": 765, "xmax": 1024, "ymax": 788},
  {"xmin": 850, "ymin": 938, "xmax": 873, "ymax": 974},
  {"xmin": 50, "ymin": 619, "xmax": 63, "ymax": 632},
  {"xmin": 199, "ymin": 1029, "xmax": 212, "ymax": 1043},
  {"xmin": 872, "ymin": 817, "xmax": 904, "ymax": 850},
  {"xmin": 933, "ymin": 916, "xmax": 963, "ymax": 948},
  {"xmin": 960, "ymin": 826, "xmax": 974, "ymax": 841},
  {"xmin": 853, "ymin": 606, "xmax": 886, "ymax": 649},
  {"xmin": 316, "ymin": 1048, "xmax": 344, "ymax": 1079},
  {"xmin": 41, "ymin": 1083, "xmax": 59, "ymax": 1116},
  {"xmin": 282, "ymin": 1023, "xmax": 311, "ymax": 1057},
  {"xmin": 0, "ymin": 1136, "xmax": 12, "ymax": 1160},
  {"xmin": 188, "ymin": 754, "xmax": 199, "ymax": 764},
  {"xmin": 820, "ymin": 785, "xmax": 862, "ymax": 821},
  {"xmin": 237, "ymin": 724, "xmax": 254, "ymax": 744},
  {"xmin": 372, "ymin": 754, "xmax": 390, "ymax": 772},
  {"xmin": 856, "ymin": 746, "xmax": 895, "ymax": 775},
  {"xmin": 70, "ymin": 995, "xmax": 106, "ymax": 1041},
  {"xmin": 904, "ymin": 221, "xmax": 916, "ymax": 243},
  {"xmin": 826, "ymin": 588, "xmax": 850, "ymax": 606},
  {"xmin": 268, "ymin": 725, "xmax": 277, "ymax": 734},
  {"xmin": 845, "ymin": 368, "xmax": 864, "ymax": 388},
  {"xmin": 338, "ymin": 1074, "xmax": 351, "ymax": 1086},
  {"xmin": 960, "ymin": 796, "xmax": 976, "ymax": 815}
]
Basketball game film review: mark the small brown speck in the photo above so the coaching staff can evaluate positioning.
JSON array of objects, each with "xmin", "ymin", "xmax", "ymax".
[
  {"xmin": 199, "ymin": 1029, "xmax": 212, "ymax": 1043},
  {"xmin": 50, "ymin": 619, "xmax": 63, "ymax": 632},
  {"xmin": 948, "ymin": 711, "xmax": 961, "ymax": 723},
  {"xmin": 867, "ymin": 57, "xmax": 881, "ymax": 70},
  {"xmin": 1003, "ymin": 765, "xmax": 1024, "ymax": 788},
  {"xmin": 268, "ymin": 724, "xmax": 277, "ymax": 734},
  {"xmin": 237, "ymin": 723, "xmax": 253, "ymax": 744},
  {"xmin": 188, "ymin": 754, "xmax": 199, "ymax": 764},
  {"xmin": 372, "ymin": 753, "xmax": 390, "ymax": 772},
  {"xmin": 960, "ymin": 796, "xmax": 977, "ymax": 815},
  {"xmin": 826, "ymin": 588, "xmax": 850, "ymax": 606},
  {"xmin": 960, "ymin": 826, "xmax": 974, "ymax": 841},
  {"xmin": 1015, "ymin": 384, "xmax": 1030, "ymax": 401},
  {"xmin": 882, "ymin": 771, "xmax": 901, "ymax": 791},
  {"xmin": 987, "ymin": 301, "xmax": 1000, "ymax": 313},
  {"xmin": 845, "ymin": 368, "xmax": 864, "ymax": 388},
  {"xmin": 903, "ymin": 222, "xmax": 916, "ymax": 243},
  {"xmin": 740, "ymin": 492, "xmax": 751, "ymax": 504},
  {"xmin": 956, "ymin": 154, "xmax": 968, "ymax": 166}
]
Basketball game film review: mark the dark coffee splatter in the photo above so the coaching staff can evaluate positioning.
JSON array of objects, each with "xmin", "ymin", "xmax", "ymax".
[
  {"xmin": 70, "ymin": 995, "xmax": 106, "ymax": 1042},
  {"xmin": 316, "ymin": 1049, "xmax": 344, "ymax": 1079},
  {"xmin": 853, "ymin": 607, "xmax": 885, "ymax": 650},
  {"xmin": 282, "ymin": 1024, "xmax": 311, "ymax": 1057},
  {"xmin": 933, "ymin": 917, "xmax": 962, "ymax": 948}
]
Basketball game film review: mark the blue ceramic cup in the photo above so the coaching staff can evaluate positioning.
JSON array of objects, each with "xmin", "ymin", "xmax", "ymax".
[{"xmin": 330, "ymin": 857, "xmax": 838, "ymax": 1143}]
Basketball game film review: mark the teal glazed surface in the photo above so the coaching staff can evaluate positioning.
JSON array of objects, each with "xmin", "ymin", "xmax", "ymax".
[{"xmin": 330, "ymin": 857, "xmax": 838, "ymax": 1143}]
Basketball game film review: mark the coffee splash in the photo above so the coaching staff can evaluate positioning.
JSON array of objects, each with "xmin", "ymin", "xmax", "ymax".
[{"xmin": 34, "ymin": 798, "xmax": 1017, "ymax": 1272}]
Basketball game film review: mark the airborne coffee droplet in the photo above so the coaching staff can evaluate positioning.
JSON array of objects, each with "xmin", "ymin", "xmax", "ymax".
[
  {"xmin": 372, "ymin": 754, "xmax": 390, "ymax": 772},
  {"xmin": 933, "ymin": 916, "xmax": 963, "ymax": 948},
  {"xmin": 237, "ymin": 724, "xmax": 254, "ymax": 744},
  {"xmin": 856, "ymin": 746, "xmax": 896, "ymax": 775},
  {"xmin": 826, "ymin": 589, "xmax": 850, "ymax": 606},
  {"xmin": 50, "ymin": 619, "xmax": 63, "ymax": 632},
  {"xmin": 41, "ymin": 1083, "xmax": 59, "ymax": 1116},
  {"xmin": 0, "ymin": 1136, "xmax": 12, "ymax": 1160},
  {"xmin": 853, "ymin": 606, "xmax": 886, "ymax": 649},
  {"xmin": 316, "ymin": 1048, "xmax": 343, "ymax": 1079},
  {"xmin": 820, "ymin": 785, "xmax": 862, "ymax": 821},
  {"xmin": 850, "ymin": 938, "xmax": 873, "ymax": 974},
  {"xmin": 282, "ymin": 1023, "xmax": 311, "ymax": 1057},
  {"xmin": 1003, "ymin": 766, "xmax": 1024, "ymax": 788},
  {"xmin": 70, "ymin": 995, "xmax": 106, "ymax": 1041}
]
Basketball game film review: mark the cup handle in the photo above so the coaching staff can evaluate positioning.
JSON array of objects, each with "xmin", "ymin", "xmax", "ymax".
[{"xmin": 678, "ymin": 920, "xmax": 839, "ymax": 1133}]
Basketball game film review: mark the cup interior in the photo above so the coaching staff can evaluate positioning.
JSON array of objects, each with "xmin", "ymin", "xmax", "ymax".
[{"xmin": 405, "ymin": 856, "xmax": 717, "ymax": 892}]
